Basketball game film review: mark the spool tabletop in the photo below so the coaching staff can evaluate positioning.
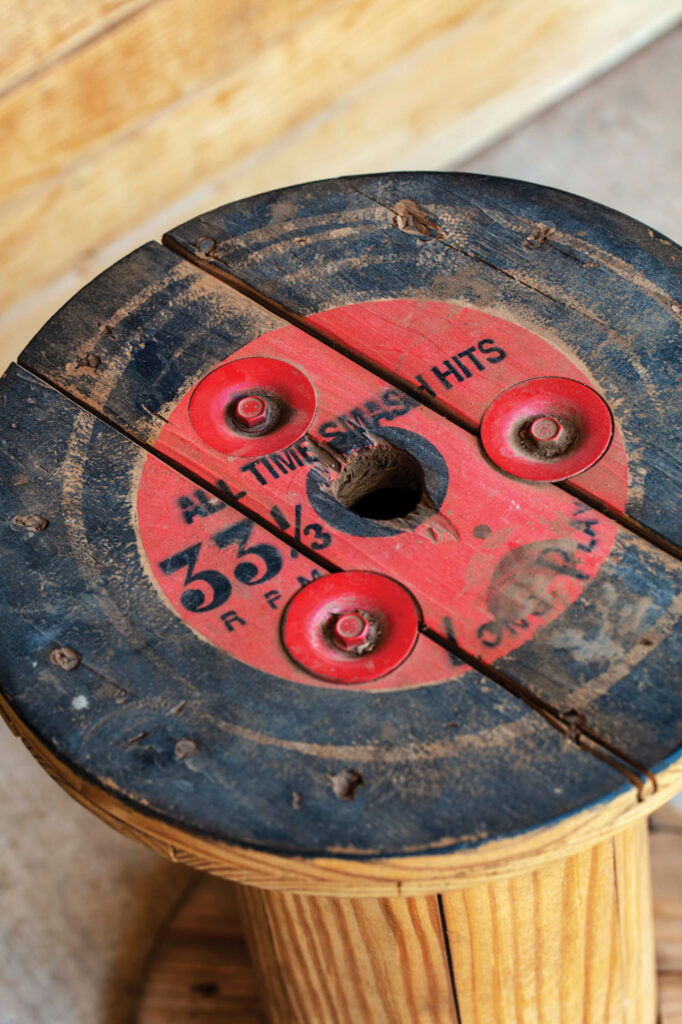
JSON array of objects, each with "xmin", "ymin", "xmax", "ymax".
[{"xmin": 1, "ymin": 173, "xmax": 680, "ymax": 1023}]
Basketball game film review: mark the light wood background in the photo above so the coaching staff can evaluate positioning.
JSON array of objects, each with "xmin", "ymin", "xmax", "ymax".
[{"xmin": 1, "ymin": 0, "xmax": 681, "ymax": 368}]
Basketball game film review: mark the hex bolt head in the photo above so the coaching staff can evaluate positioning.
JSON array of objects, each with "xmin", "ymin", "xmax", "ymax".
[
  {"xmin": 331, "ymin": 612, "xmax": 373, "ymax": 653},
  {"xmin": 529, "ymin": 415, "xmax": 562, "ymax": 442},
  {"xmin": 233, "ymin": 394, "xmax": 268, "ymax": 430}
]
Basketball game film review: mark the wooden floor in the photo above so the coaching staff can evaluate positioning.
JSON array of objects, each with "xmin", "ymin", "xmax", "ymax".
[{"xmin": 138, "ymin": 809, "xmax": 682, "ymax": 1024}]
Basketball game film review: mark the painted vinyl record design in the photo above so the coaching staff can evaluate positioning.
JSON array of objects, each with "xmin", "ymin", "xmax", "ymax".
[{"xmin": 1, "ymin": 173, "xmax": 680, "ymax": 878}]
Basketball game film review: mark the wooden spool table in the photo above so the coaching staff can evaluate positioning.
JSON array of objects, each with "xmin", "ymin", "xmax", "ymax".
[{"xmin": 1, "ymin": 173, "xmax": 681, "ymax": 1024}]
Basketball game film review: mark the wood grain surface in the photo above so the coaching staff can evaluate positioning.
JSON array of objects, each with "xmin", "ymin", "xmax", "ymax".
[
  {"xmin": 137, "ymin": 872, "xmax": 265, "ymax": 1024},
  {"xmin": 654, "ymin": 810, "xmax": 682, "ymax": 1024},
  {"xmin": 442, "ymin": 818, "xmax": 655, "ymax": 1024},
  {"xmin": 238, "ymin": 887, "xmax": 457, "ymax": 1023},
  {"xmin": 0, "ymin": 0, "xmax": 147, "ymax": 94},
  {"xmin": 20, "ymin": 212, "xmax": 682, "ymax": 771},
  {"xmin": 3, "ymin": 675, "xmax": 682, "ymax": 901},
  {"xmin": 2, "ymin": 1, "xmax": 680, "ymax": 363},
  {"xmin": 0, "ymin": 363, "xmax": 642, "ymax": 881},
  {"xmin": 239, "ymin": 819, "xmax": 655, "ymax": 1023},
  {"xmin": 136, "ymin": 812, "xmax": 682, "ymax": 1024}
]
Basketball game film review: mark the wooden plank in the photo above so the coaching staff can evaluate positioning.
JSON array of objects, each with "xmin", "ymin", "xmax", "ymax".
[
  {"xmin": 613, "ymin": 816, "xmax": 657, "ymax": 1023},
  {"xmin": 442, "ymin": 819, "xmax": 656, "ymax": 1024},
  {"xmin": 0, "ymin": 0, "xmax": 147, "ymax": 94},
  {"xmin": 238, "ymin": 887, "xmax": 457, "ymax": 1023},
  {"xmin": 6, "ymin": 680, "xmax": 673, "ymax": 898},
  {"xmin": 0, "ymin": 0, "xmax": 480, "ymax": 309},
  {"xmin": 2, "ymin": 0, "xmax": 680, "ymax": 334},
  {"xmin": 166, "ymin": 172, "xmax": 682, "ymax": 549},
  {"xmin": 136, "ymin": 812, "xmax": 682, "ymax": 1023},
  {"xmin": 0, "ymin": 0, "xmax": 331, "ymax": 202},
  {"xmin": 661, "ymin": 977, "xmax": 682, "ymax": 1024},
  {"xmin": 652, "ymin": 805, "xmax": 682, "ymax": 1024},
  {"xmin": 19, "ymin": 241, "xmax": 682, "ymax": 779},
  {"xmin": 652, "ymin": 814, "xmax": 682, "ymax": 975},
  {"xmin": 0, "ymin": 361, "xmax": 637, "ymax": 878}
]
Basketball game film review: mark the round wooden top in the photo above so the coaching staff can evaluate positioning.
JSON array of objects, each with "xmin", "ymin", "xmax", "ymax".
[{"xmin": 1, "ymin": 173, "xmax": 680, "ymax": 895}]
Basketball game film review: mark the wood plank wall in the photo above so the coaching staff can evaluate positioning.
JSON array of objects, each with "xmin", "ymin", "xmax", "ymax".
[{"xmin": 1, "ymin": 0, "xmax": 680, "ymax": 366}]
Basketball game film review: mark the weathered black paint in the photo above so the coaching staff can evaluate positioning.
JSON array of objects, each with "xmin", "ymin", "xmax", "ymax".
[
  {"xmin": 3, "ymin": 174, "xmax": 682, "ymax": 860},
  {"xmin": 0, "ymin": 365, "xmax": 633, "ymax": 857},
  {"xmin": 165, "ymin": 173, "xmax": 682, "ymax": 548}
]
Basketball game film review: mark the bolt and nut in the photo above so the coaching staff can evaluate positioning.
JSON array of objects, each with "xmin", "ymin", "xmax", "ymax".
[
  {"xmin": 233, "ymin": 394, "xmax": 270, "ymax": 431},
  {"xmin": 330, "ymin": 611, "xmax": 376, "ymax": 654},
  {"xmin": 528, "ymin": 416, "xmax": 563, "ymax": 442}
]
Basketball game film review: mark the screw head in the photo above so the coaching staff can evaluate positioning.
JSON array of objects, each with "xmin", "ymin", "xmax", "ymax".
[
  {"xmin": 529, "ymin": 415, "xmax": 562, "ymax": 442},
  {"xmin": 49, "ymin": 646, "xmax": 81, "ymax": 671},
  {"xmin": 233, "ymin": 394, "xmax": 268, "ymax": 430},
  {"xmin": 12, "ymin": 514, "xmax": 48, "ymax": 532},
  {"xmin": 174, "ymin": 738, "xmax": 198, "ymax": 760},
  {"xmin": 331, "ymin": 612, "xmax": 373, "ymax": 653}
]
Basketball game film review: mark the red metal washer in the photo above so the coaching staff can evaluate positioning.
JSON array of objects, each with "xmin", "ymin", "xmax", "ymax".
[
  {"xmin": 188, "ymin": 357, "xmax": 317, "ymax": 457},
  {"xmin": 480, "ymin": 377, "xmax": 613, "ymax": 482},
  {"xmin": 281, "ymin": 572, "xmax": 421, "ymax": 684}
]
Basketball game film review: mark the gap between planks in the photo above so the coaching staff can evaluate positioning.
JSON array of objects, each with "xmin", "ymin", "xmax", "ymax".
[
  {"xmin": 13, "ymin": 356, "xmax": 660, "ymax": 800},
  {"xmin": 161, "ymin": 233, "xmax": 682, "ymax": 565}
]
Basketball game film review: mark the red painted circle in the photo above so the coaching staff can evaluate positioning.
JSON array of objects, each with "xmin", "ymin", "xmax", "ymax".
[
  {"xmin": 188, "ymin": 357, "xmax": 317, "ymax": 457},
  {"xmin": 480, "ymin": 377, "xmax": 613, "ymax": 482},
  {"xmin": 281, "ymin": 572, "xmax": 420, "ymax": 683},
  {"xmin": 137, "ymin": 299, "xmax": 629, "ymax": 691}
]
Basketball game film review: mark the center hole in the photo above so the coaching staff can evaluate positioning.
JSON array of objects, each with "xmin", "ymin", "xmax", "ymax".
[{"xmin": 333, "ymin": 445, "xmax": 424, "ymax": 521}]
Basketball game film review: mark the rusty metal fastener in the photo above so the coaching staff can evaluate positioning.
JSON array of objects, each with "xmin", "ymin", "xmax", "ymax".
[
  {"xmin": 196, "ymin": 236, "xmax": 216, "ymax": 255},
  {"xmin": 175, "ymin": 738, "xmax": 197, "ymax": 760},
  {"xmin": 12, "ymin": 514, "xmax": 48, "ymax": 532},
  {"xmin": 561, "ymin": 708, "xmax": 587, "ymax": 743},
  {"xmin": 233, "ymin": 395, "xmax": 268, "ymax": 430},
  {"xmin": 50, "ymin": 647, "xmax": 81, "ymax": 671}
]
